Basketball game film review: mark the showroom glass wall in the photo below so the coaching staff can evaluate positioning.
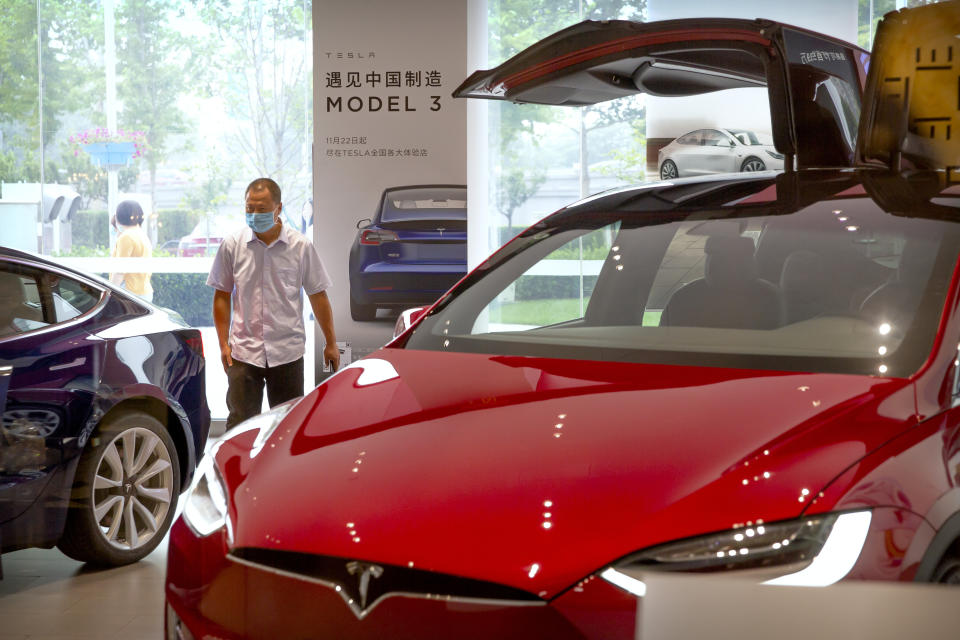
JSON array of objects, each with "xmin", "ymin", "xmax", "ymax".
[
  {"xmin": 1, "ymin": 0, "xmax": 313, "ymax": 419},
  {"xmin": 470, "ymin": 0, "xmax": 933, "ymax": 329},
  {"xmin": 477, "ymin": 0, "xmax": 925, "ymax": 252}
]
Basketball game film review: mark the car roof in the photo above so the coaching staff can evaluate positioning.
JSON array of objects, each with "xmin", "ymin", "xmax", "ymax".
[{"xmin": 553, "ymin": 168, "xmax": 959, "ymax": 224}]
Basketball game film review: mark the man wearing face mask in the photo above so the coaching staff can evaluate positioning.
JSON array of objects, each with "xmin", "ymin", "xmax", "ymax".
[{"xmin": 207, "ymin": 177, "xmax": 340, "ymax": 429}]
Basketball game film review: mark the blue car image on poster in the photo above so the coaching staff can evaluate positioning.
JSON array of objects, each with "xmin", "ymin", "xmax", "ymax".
[{"xmin": 349, "ymin": 185, "xmax": 467, "ymax": 321}]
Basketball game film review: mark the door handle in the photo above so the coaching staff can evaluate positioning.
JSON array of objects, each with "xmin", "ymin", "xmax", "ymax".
[{"xmin": 49, "ymin": 357, "xmax": 86, "ymax": 372}]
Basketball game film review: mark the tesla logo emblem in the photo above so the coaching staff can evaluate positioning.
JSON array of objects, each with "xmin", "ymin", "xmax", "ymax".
[
  {"xmin": 436, "ymin": 226, "xmax": 445, "ymax": 237},
  {"xmin": 346, "ymin": 561, "xmax": 384, "ymax": 610}
]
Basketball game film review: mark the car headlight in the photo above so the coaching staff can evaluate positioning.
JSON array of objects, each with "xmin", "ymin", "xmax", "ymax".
[
  {"xmin": 182, "ymin": 402, "xmax": 298, "ymax": 538},
  {"xmin": 182, "ymin": 446, "xmax": 229, "ymax": 537},
  {"xmin": 765, "ymin": 149, "xmax": 785, "ymax": 160},
  {"xmin": 600, "ymin": 510, "xmax": 871, "ymax": 597}
]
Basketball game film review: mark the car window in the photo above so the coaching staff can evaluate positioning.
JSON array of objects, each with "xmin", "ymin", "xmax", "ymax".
[
  {"xmin": 677, "ymin": 132, "xmax": 700, "ymax": 145},
  {"xmin": 471, "ymin": 222, "xmax": 619, "ymax": 334},
  {"xmin": 726, "ymin": 129, "xmax": 761, "ymax": 145},
  {"xmin": 0, "ymin": 262, "xmax": 104, "ymax": 339},
  {"xmin": 0, "ymin": 265, "xmax": 50, "ymax": 338},
  {"xmin": 701, "ymin": 130, "xmax": 729, "ymax": 147},
  {"xmin": 49, "ymin": 275, "xmax": 101, "ymax": 322},
  {"xmin": 406, "ymin": 192, "xmax": 959, "ymax": 378}
]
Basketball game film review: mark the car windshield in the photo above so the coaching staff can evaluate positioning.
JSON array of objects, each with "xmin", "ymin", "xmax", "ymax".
[
  {"xmin": 380, "ymin": 187, "xmax": 467, "ymax": 223},
  {"xmin": 405, "ymin": 180, "xmax": 960, "ymax": 377}
]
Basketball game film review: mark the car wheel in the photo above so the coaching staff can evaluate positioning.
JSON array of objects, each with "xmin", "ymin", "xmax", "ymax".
[
  {"xmin": 57, "ymin": 411, "xmax": 179, "ymax": 566},
  {"xmin": 660, "ymin": 160, "xmax": 679, "ymax": 180},
  {"xmin": 350, "ymin": 294, "xmax": 377, "ymax": 321},
  {"xmin": 740, "ymin": 157, "xmax": 766, "ymax": 172},
  {"xmin": 932, "ymin": 543, "xmax": 960, "ymax": 584}
]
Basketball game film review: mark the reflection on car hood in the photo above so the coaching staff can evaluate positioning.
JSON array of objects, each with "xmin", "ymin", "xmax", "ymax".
[{"xmin": 222, "ymin": 348, "xmax": 914, "ymax": 596}]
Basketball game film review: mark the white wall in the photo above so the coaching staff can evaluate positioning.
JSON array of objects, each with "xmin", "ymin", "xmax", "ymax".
[{"xmin": 313, "ymin": 0, "xmax": 468, "ymax": 360}]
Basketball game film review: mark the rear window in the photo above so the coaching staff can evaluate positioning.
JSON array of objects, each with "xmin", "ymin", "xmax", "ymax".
[{"xmin": 380, "ymin": 187, "xmax": 467, "ymax": 223}]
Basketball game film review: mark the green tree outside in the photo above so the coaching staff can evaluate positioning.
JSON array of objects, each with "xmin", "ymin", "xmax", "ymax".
[
  {"xmin": 116, "ymin": 0, "xmax": 197, "ymax": 211},
  {"xmin": 189, "ymin": 0, "xmax": 313, "ymax": 209},
  {"xmin": 487, "ymin": 0, "xmax": 648, "ymax": 241}
]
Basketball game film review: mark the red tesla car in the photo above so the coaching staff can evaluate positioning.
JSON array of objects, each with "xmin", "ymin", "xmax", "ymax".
[{"xmin": 165, "ymin": 8, "xmax": 960, "ymax": 640}]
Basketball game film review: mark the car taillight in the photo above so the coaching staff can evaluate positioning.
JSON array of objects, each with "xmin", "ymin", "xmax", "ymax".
[{"xmin": 360, "ymin": 229, "xmax": 399, "ymax": 245}]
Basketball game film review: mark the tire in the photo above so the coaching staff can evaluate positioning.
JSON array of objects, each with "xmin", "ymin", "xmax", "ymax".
[
  {"xmin": 350, "ymin": 293, "xmax": 377, "ymax": 321},
  {"xmin": 660, "ymin": 159, "xmax": 679, "ymax": 180},
  {"xmin": 932, "ymin": 544, "xmax": 960, "ymax": 585},
  {"xmin": 57, "ymin": 411, "xmax": 180, "ymax": 566},
  {"xmin": 740, "ymin": 157, "xmax": 766, "ymax": 172}
]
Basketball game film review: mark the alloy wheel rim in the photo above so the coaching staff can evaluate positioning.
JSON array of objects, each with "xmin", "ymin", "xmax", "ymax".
[
  {"xmin": 91, "ymin": 427, "xmax": 173, "ymax": 550},
  {"xmin": 661, "ymin": 162, "xmax": 677, "ymax": 179},
  {"xmin": 743, "ymin": 159, "xmax": 764, "ymax": 172}
]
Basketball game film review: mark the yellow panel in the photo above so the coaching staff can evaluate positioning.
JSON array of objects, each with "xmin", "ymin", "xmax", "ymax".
[{"xmin": 859, "ymin": 0, "xmax": 960, "ymax": 172}]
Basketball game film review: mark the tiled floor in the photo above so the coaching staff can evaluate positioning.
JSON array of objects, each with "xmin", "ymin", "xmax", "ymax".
[{"xmin": 0, "ymin": 538, "xmax": 168, "ymax": 639}]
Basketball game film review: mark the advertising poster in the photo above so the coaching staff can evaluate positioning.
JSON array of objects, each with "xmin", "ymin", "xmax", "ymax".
[{"xmin": 313, "ymin": 0, "xmax": 468, "ymax": 379}]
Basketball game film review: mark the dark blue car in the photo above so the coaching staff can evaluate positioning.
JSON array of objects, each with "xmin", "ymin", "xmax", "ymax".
[
  {"xmin": 0, "ymin": 247, "xmax": 209, "ymax": 569},
  {"xmin": 349, "ymin": 185, "xmax": 467, "ymax": 321}
]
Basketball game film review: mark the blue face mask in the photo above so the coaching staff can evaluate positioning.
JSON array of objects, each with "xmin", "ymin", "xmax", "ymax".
[{"xmin": 246, "ymin": 211, "xmax": 277, "ymax": 233}]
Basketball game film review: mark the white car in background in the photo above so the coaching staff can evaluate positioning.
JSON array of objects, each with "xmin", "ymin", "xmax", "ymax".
[{"xmin": 658, "ymin": 128, "xmax": 784, "ymax": 179}]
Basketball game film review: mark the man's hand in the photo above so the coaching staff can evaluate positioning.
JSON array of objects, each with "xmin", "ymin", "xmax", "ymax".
[
  {"xmin": 308, "ymin": 291, "xmax": 340, "ymax": 372},
  {"xmin": 212, "ymin": 289, "xmax": 233, "ymax": 372},
  {"xmin": 323, "ymin": 342, "xmax": 340, "ymax": 371},
  {"xmin": 220, "ymin": 343, "xmax": 233, "ymax": 372}
]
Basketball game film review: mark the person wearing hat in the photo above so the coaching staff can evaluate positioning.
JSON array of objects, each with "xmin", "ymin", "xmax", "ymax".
[{"xmin": 110, "ymin": 200, "xmax": 154, "ymax": 302}]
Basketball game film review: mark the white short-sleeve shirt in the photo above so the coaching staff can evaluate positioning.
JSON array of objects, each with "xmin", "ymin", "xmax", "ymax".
[{"xmin": 207, "ymin": 224, "xmax": 332, "ymax": 368}]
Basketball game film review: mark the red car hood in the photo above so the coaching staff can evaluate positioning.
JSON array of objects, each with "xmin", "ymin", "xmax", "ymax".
[{"xmin": 220, "ymin": 348, "xmax": 915, "ymax": 597}]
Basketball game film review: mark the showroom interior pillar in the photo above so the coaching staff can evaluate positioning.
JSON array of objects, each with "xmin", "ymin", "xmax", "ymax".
[
  {"xmin": 644, "ymin": 0, "xmax": 860, "ymax": 174},
  {"xmin": 467, "ymin": 0, "xmax": 490, "ymax": 270}
]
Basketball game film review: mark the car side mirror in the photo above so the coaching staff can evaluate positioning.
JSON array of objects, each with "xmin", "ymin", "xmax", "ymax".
[
  {"xmin": 356, "ymin": 218, "xmax": 372, "ymax": 229},
  {"xmin": 392, "ymin": 306, "xmax": 427, "ymax": 340}
]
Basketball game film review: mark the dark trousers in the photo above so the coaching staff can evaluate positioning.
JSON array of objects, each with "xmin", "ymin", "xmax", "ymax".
[{"xmin": 225, "ymin": 357, "xmax": 304, "ymax": 430}]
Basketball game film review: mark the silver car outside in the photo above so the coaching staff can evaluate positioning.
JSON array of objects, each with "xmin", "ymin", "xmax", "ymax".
[{"xmin": 658, "ymin": 128, "xmax": 785, "ymax": 179}]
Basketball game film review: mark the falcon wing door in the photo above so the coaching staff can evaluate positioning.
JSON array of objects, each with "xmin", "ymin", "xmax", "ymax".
[
  {"xmin": 454, "ymin": 18, "xmax": 870, "ymax": 170},
  {"xmin": 454, "ymin": 19, "xmax": 773, "ymax": 104}
]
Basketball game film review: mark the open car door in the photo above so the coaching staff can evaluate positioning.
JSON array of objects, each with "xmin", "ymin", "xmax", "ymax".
[{"xmin": 454, "ymin": 18, "xmax": 869, "ymax": 171}]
